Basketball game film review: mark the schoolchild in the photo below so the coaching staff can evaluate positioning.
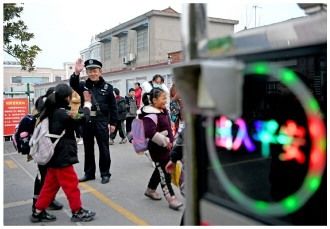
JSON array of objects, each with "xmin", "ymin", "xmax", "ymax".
[
  {"xmin": 140, "ymin": 88, "xmax": 183, "ymax": 210},
  {"xmin": 30, "ymin": 84, "xmax": 96, "ymax": 222}
]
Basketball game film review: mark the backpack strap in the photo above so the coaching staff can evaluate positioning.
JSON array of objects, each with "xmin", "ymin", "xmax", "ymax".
[
  {"xmin": 145, "ymin": 114, "xmax": 158, "ymax": 126},
  {"xmin": 46, "ymin": 131, "xmax": 65, "ymax": 139}
]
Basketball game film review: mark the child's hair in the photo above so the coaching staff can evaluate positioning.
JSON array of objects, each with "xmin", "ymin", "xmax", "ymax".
[
  {"xmin": 39, "ymin": 84, "xmax": 72, "ymax": 121},
  {"xmin": 129, "ymin": 88, "xmax": 135, "ymax": 93},
  {"xmin": 142, "ymin": 88, "xmax": 165, "ymax": 106},
  {"xmin": 35, "ymin": 86, "xmax": 55, "ymax": 113},
  {"xmin": 114, "ymin": 88, "xmax": 120, "ymax": 96}
]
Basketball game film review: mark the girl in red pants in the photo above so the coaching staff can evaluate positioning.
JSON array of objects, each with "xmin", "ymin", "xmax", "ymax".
[{"xmin": 31, "ymin": 84, "xmax": 95, "ymax": 223}]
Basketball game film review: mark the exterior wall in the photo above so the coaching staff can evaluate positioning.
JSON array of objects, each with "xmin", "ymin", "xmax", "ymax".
[
  {"xmin": 3, "ymin": 66, "xmax": 66, "ymax": 99},
  {"xmin": 63, "ymin": 62, "xmax": 75, "ymax": 80},
  {"xmin": 150, "ymin": 16, "xmax": 182, "ymax": 64},
  {"xmin": 96, "ymin": 11, "xmax": 237, "ymax": 74},
  {"xmin": 80, "ymin": 41, "xmax": 101, "ymax": 66},
  {"xmin": 208, "ymin": 21, "xmax": 235, "ymax": 38},
  {"xmin": 32, "ymin": 9, "xmax": 237, "ymax": 100},
  {"xmin": 34, "ymin": 64, "xmax": 175, "ymax": 101},
  {"xmin": 110, "ymin": 37, "xmax": 120, "ymax": 71},
  {"xmin": 135, "ymin": 26, "xmax": 150, "ymax": 66},
  {"xmin": 103, "ymin": 41, "xmax": 112, "ymax": 72}
]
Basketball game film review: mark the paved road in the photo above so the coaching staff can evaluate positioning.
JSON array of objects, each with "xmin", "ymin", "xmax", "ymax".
[{"xmin": 4, "ymin": 137, "xmax": 183, "ymax": 226}]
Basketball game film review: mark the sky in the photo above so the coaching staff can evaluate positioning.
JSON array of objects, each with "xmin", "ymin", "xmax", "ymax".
[{"xmin": 3, "ymin": 0, "xmax": 312, "ymax": 69}]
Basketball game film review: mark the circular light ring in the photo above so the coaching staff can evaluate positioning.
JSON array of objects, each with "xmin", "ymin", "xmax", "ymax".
[{"xmin": 205, "ymin": 62, "xmax": 326, "ymax": 217}]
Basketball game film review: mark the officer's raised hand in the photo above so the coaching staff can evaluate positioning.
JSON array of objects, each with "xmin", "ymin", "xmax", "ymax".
[{"xmin": 74, "ymin": 58, "xmax": 84, "ymax": 75}]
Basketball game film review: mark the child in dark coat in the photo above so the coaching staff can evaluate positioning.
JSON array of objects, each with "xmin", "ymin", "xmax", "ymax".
[
  {"xmin": 30, "ymin": 84, "xmax": 96, "ymax": 223},
  {"xmin": 140, "ymin": 88, "xmax": 183, "ymax": 210}
]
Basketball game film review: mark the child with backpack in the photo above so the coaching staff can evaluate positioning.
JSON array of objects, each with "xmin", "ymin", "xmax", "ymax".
[
  {"xmin": 140, "ymin": 88, "xmax": 183, "ymax": 210},
  {"xmin": 14, "ymin": 87, "xmax": 64, "ymax": 216},
  {"xmin": 30, "ymin": 83, "xmax": 96, "ymax": 223}
]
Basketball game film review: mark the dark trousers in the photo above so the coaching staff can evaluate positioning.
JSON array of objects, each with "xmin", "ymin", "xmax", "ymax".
[
  {"xmin": 35, "ymin": 166, "xmax": 81, "ymax": 212},
  {"xmin": 148, "ymin": 161, "xmax": 175, "ymax": 197},
  {"xmin": 74, "ymin": 125, "xmax": 82, "ymax": 138},
  {"xmin": 34, "ymin": 165, "xmax": 47, "ymax": 196},
  {"xmin": 82, "ymin": 120, "xmax": 111, "ymax": 178},
  {"xmin": 126, "ymin": 117, "xmax": 135, "ymax": 133},
  {"xmin": 110, "ymin": 120, "xmax": 126, "ymax": 140}
]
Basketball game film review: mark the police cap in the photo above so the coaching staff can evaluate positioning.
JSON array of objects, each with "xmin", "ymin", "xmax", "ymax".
[{"xmin": 84, "ymin": 59, "xmax": 102, "ymax": 69}]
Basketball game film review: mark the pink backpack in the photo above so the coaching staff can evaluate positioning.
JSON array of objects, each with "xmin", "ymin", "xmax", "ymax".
[{"xmin": 130, "ymin": 114, "xmax": 157, "ymax": 154}]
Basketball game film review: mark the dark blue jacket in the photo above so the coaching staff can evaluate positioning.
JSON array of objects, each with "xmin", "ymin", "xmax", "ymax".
[{"xmin": 70, "ymin": 74, "xmax": 118, "ymax": 126}]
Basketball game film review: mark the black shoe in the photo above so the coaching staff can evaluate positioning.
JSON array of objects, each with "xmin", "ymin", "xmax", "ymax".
[
  {"xmin": 71, "ymin": 208, "xmax": 96, "ymax": 222},
  {"xmin": 47, "ymin": 199, "xmax": 63, "ymax": 210},
  {"xmin": 101, "ymin": 176, "xmax": 110, "ymax": 184},
  {"xmin": 30, "ymin": 210, "xmax": 56, "ymax": 223},
  {"xmin": 79, "ymin": 175, "xmax": 95, "ymax": 182}
]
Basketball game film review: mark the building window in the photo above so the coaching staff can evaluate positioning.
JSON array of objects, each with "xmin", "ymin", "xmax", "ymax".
[
  {"xmin": 119, "ymin": 36, "xmax": 128, "ymax": 57},
  {"xmin": 137, "ymin": 28, "xmax": 148, "ymax": 52},
  {"xmin": 11, "ymin": 76, "xmax": 49, "ymax": 84},
  {"xmin": 55, "ymin": 76, "xmax": 62, "ymax": 82},
  {"xmin": 91, "ymin": 47, "xmax": 100, "ymax": 60},
  {"xmin": 104, "ymin": 41, "xmax": 111, "ymax": 60},
  {"xmin": 108, "ymin": 79, "xmax": 121, "ymax": 92}
]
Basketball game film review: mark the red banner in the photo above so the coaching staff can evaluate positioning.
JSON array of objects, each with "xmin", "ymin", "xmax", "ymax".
[{"xmin": 4, "ymin": 98, "xmax": 29, "ymax": 136}]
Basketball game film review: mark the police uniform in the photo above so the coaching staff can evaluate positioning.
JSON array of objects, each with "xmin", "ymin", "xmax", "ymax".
[{"xmin": 70, "ymin": 59, "xmax": 118, "ymax": 184}]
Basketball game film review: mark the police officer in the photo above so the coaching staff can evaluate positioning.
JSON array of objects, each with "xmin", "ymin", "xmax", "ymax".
[{"xmin": 70, "ymin": 58, "xmax": 118, "ymax": 184}]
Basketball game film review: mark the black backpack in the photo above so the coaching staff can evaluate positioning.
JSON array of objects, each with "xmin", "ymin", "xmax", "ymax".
[{"xmin": 13, "ymin": 114, "xmax": 38, "ymax": 155}]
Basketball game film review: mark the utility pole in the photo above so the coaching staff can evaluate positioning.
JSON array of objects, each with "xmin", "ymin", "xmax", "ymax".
[{"xmin": 253, "ymin": 5, "xmax": 262, "ymax": 27}]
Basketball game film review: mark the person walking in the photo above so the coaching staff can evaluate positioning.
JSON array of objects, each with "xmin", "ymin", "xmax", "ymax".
[
  {"xmin": 140, "ymin": 88, "xmax": 183, "ymax": 210},
  {"xmin": 109, "ymin": 88, "xmax": 127, "ymax": 145},
  {"xmin": 140, "ymin": 75, "xmax": 170, "ymax": 164},
  {"xmin": 125, "ymin": 88, "xmax": 138, "ymax": 135},
  {"xmin": 31, "ymin": 87, "xmax": 64, "ymax": 216},
  {"xmin": 134, "ymin": 82, "xmax": 142, "ymax": 109},
  {"xmin": 70, "ymin": 58, "xmax": 118, "ymax": 184},
  {"xmin": 30, "ymin": 83, "xmax": 96, "ymax": 223}
]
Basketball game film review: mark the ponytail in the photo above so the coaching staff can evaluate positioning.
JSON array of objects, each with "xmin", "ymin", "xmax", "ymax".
[
  {"xmin": 142, "ymin": 92, "xmax": 151, "ymax": 106},
  {"xmin": 142, "ymin": 88, "xmax": 165, "ymax": 106},
  {"xmin": 39, "ymin": 92, "xmax": 56, "ymax": 121}
]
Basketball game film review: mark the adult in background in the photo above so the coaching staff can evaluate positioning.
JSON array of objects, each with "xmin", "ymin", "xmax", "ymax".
[
  {"xmin": 134, "ymin": 82, "xmax": 142, "ymax": 109},
  {"xmin": 70, "ymin": 58, "xmax": 118, "ymax": 184},
  {"xmin": 140, "ymin": 74, "xmax": 170, "ymax": 110}
]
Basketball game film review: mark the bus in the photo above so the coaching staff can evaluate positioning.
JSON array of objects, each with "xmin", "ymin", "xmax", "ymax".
[{"xmin": 173, "ymin": 3, "xmax": 326, "ymax": 225}]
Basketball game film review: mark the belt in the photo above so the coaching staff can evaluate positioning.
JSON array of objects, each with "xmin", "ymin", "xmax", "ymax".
[{"xmin": 90, "ymin": 111, "xmax": 97, "ymax": 116}]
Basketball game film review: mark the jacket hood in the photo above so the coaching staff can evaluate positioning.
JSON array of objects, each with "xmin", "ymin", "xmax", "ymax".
[{"xmin": 141, "ymin": 105, "xmax": 162, "ymax": 114}]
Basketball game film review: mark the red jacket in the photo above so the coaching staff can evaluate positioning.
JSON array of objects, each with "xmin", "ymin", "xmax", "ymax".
[{"xmin": 135, "ymin": 87, "xmax": 142, "ymax": 109}]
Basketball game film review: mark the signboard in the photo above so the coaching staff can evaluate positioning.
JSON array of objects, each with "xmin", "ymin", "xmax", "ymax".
[
  {"xmin": 206, "ymin": 63, "xmax": 326, "ymax": 217},
  {"xmin": 4, "ymin": 98, "xmax": 29, "ymax": 136}
]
